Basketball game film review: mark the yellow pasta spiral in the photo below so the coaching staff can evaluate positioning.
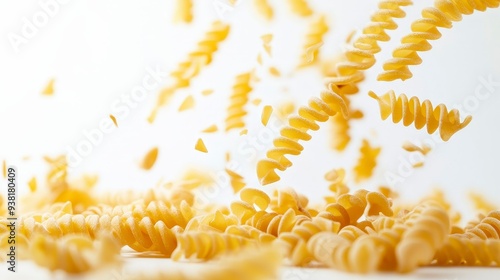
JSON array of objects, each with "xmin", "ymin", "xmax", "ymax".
[
  {"xmin": 396, "ymin": 203, "xmax": 450, "ymax": 272},
  {"xmin": 298, "ymin": 15, "xmax": 329, "ymax": 67},
  {"xmin": 459, "ymin": 210, "xmax": 500, "ymax": 239},
  {"xmin": 256, "ymin": 91, "xmax": 348, "ymax": 185},
  {"xmin": 174, "ymin": 0, "xmax": 193, "ymax": 23},
  {"xmin": 434, "ymin": 235, "xmax": 500, "ymax": 266},
  {"xmin": 277, "ymin": 216, "xmax": 340, "ymax": 266},
  {"xmin": 150, "ymin": 21, "xmax": 230, "ymax": 122},
  {"xmin": 287, "ymin": 0, "xmax": 313, "ymax": 17},
  {"xmin": 225, "ymin": 72, "xmax": 254, "ymax": 132},
  {"xmin": 245, "ymin": 208, "xmax": 307, "ymax": 237},
  {"xmin": 378, "ymin": 0, "xmax": 500, "ymax": 81},
  {"xmin": 353, "ymin": 139, "xmax": 381, "ymax": 182},
  {"xmin": 171, "ymin": 231, "xmax": 256, "ymax": 261},
  {"xmin": 369, "ymin": 90, "xmax": 472, "ymax": 141}
]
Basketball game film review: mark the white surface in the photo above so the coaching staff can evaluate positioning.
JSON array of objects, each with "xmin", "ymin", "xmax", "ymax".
[{"xmin": 0, "ymin": 0, "xmax": 500, "ymax": 279}]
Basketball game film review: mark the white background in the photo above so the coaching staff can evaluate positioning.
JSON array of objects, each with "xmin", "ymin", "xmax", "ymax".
[{"xmin": 0, "ymin": 0, "xmax": 500, "ymax": 279}]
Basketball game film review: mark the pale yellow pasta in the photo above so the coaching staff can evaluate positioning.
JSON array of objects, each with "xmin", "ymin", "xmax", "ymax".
[
  {"xmin": 225, "ymin": 72, "xmax": 254, "ymax": 132},
  {"xmin": 458, "ymin": 210, "xmax": 500, "ymax": 239},
  {"xmin": 141, "ymin": 147, "xmax": 159, "ymax": 170},
  {"xmin": 434, "ymin": 235, "xmax": 500, "ymax": 266},
  {"xmin": 226, "ymin": 168, "xmax": 246, "ymax": 193},
  {"xmin": 195, "ymin": 138, "xmax": 208, "ymax": 153},
  {"xmin": 287, "ymin": 0, "xmax": 313, "ymax": 17},
  {"xmin": 469, "ymin": 192, "xmax": 498, "ymax": 214},
  {"xmin": 42, "ymin": 78, "xmax": 55, "ymax": 95},
  {"xmin": 378, "ymin": 0, "xmax": 500, "ymax": 81},
  {"xmin": 353, "ymin": 139, "xmax": 381, "ymax": 182},
  {"xmin": 298, "ymin": 15, "xmax": 328, "ymax": 67},
  {"xmin": 261, "ymin": 105, "xmax": 273, "ymax": 126},
  {"xmin": 253, "ymin": 0, "xmax": 274, "ymax": 20},
  {"xmin": 178, "ymin": 95, "xmax": 196, "ymax": 111},
  {"xmin": 174, "ymin": 0, "xmax": 193, "ymax": 23},
  {"xmin": 369, "ymin": 90, "xmax": 472, "ymax": 141}
]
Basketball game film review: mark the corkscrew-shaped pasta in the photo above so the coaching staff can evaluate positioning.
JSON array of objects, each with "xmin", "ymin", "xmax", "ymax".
[
  {"xmin": 378, "ymin": 0, "xmax": 500, "ymax": 81},
  {"xmin": 396, "ymin": 203, "xmax": 450, "ymax": 272},
  {"xmin": 256, "ymin": 91, "xmax": 347, "ymax": 185},
  {"xmin": 226, "ymin": 225, "xmax": 276, "ymax": 243},
  {"xmin": 298, "ymin": 15, "xmax": 329, "ymax": 67},
  {"xmin": 308, "ymin": 232, "xmax": 386, "ymax": 273},
  {"xmin": 225, "ymin": 72, "xmax": 254, "ymax": 132},
  {"xmin": 257, "ymin": 0, "xmax": 412, "ymax": 185},
  {"xmin": 434, "ymin": 235, "xmax": 500, "ymax": 266},
  {"xmin": 171, "ymin": 231, "xmax": 256, "ymax": 261},
  {"xmin": 149, "ymin": 21, "xmax": 230, "ymax": 122},
  {"xmin": 254, "ymin": 0, "xmax": 274, "ymax": 20},
  {"xmin": 287, "ymin": 0, "xmax": 313, "ymax": 17},
  {"xmin": 269, "ymin": 188, "xmax": 311, "ymax": 216},
  {"xmin": 324, "ymin": 168, "xmax": 349, "ymax": 203},
  {"xmin": 277, "ymin": 216, "xmax": 340, "ymax": 266},
  {"xmin": 30, "ymin": 234, "xmax": 121, "ymax": 273},
  {"xmin": 458, "ymin": 210, "xmax": 500, "ymax": 239},
  {"xmin": 369, "ymin": 90, "xmax": 472, "ymax": 141},
  {"xmin": 174, "ymin": 0, "xmax": 193, "ymax": 23},
  {"xmin": 245, "ymin": 208, "xmax": 307, "ymax": 237},
  {"xmin": 353, "ymin": 139, "xmax": 381, "ymax": 182}
]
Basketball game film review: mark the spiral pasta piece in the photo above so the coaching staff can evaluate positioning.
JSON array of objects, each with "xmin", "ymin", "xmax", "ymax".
[
  {"xmin": 174, "ymin": 0, "xmax": 193, "ymax": 23},
  {"xmin": 226, "ymin": 168, "xmax": 246, "ymax": 193},
  {"xmin": 378, "ymin": 0, "xmax": 500, "ymax": 81},
  {"xmin": 434, "ymin": 235, "xmax": 500, "ymax": 266},
  {"xmin": 298, "ymin": 15, "xmax": 329, "ymax": 67},
  {"xmin": 225, "ymin": 72, "xmax": 254, "ymax": 132},
  {"xmin": 458, "ymin": 210, "xmax": 500, "ymax": 239},
  {"xmin": 254, "ymin": 0, "xmax": 274, "ymax": 20},
  {"xmin": 369, "ymin": 90, "xmax": 472, "ymax": 141},
  {"xmin": 396, "ymin": 203, "xmax": 450, "ymax": 272},
  {"xmin": 287, "ymin": 0, "xmax": 313, "ymax": 17},
  {"xmin": 149, "ymin": 21, "xmax": 230, "ymax": 122},
  {"xmin": 171, "ymin": 231, "xmax": 256, "ymax": 261},
  {"xmin": 257, "ymin": 0, "xmax": 412, "ymax": 185},
  {"xmin": 353, "ymin": 139, "xmax": 381, "ymax": 182},
  {"xmin": 29, "ymin": 234, "xmax": 120, "ymax": 274}
]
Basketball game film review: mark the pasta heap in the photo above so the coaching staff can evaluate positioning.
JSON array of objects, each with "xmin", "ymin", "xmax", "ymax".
[
  {"xmin": 2, "ymin": 0, "xmax": 500, "ymax": 279},
  {"xmin": 378, "ymin": 0, "xmax": 500, "ymax": 81},
  {"xmin": 369, "ymin": 90, "xmax": 472, "ymax": 141}
]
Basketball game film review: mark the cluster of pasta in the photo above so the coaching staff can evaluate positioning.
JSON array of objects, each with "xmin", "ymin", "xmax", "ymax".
[{"xmin": 2, "ymin": 0, "xmax": 499, "ymax": 279}]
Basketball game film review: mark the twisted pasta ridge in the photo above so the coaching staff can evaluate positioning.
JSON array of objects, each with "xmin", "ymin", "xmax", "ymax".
[
  {"xmin": 277, "ymin": 216, "xmax": 340, "ymax": 266},
  {"xmin": 149, "ymin": 21, "xmax": 230, "ymax": 122},
  {"xmin": 226, "ymin": 225, "xmax": 276, "ymax": 243},
  {"xmin": 369, "ymin": 90, "xmax": 472, "ymax": 141},
  {"xmin": 171, "ymin": 231, "xmax": 256, "ymax": 261},
  {"xmin": 254, "ymin": 0, "xmax": 274, "ymax": 20},
  {"xmin": 29, "ymin": 234, "xmax": 121, "ymax": 274},
  {"xmin": 378, "ymin": 0, "xmax": 500, "ymax": 81},
  {"xmin": 396, "ymin": 203, "xmax": 450, "ymax": 272},
  {"xmin": 307, "ymin": 232, "xmax": 386, "ymax": 273},
  {"xmin": 287, "ymin": 0, "xmax": 313, "ymax": 17},
  {"xmin": 458, "ymin": 210, "xmax": 500, "ymax": 239},
  {"xmin": 257, "ymin": 1, "xmax": 412, "ymax": 185},
  {"xmin": 298, "ymin": 15, "xmax": 329, "ymax": 67},
  {"xmin": 245, "ymin": 208, "xmax": 309, "ymax": 237},
  {"xmin": 434, "ymin": 235, "xmax": 500, "ymax": 266},
  {"xmin": 256, "ymin": 91, "xmax": 348, "ymax": 185},
  {"xmin": 174, "ymin": 0, "xmax": 193, "ymax": 23},
  {"xmin": 353, "ymin": 139, "xmax": 381, "ymax": 182},
  {"xmin": 225, "ymin": 72, "xmax": 254, "ymax": 132},
  {"xmin": 269, "ymin": 188, "xmax": 311, "ymax": 216},
  {"xmin": 226, "ymin": 168, "xmax": 247, "ymax": 193}
]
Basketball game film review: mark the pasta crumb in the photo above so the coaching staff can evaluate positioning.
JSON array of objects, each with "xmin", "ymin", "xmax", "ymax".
[
  {"xmin": 195, "ymin": 138, "xmax": 208, "ymax": 153},
  {"xmin": 261, "ymin": 105, "xmax": 273, "ymax": 126}
]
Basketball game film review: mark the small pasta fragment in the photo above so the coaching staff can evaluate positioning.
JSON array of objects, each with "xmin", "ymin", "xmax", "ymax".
[
  {"xmin": 239, "ymin": 129, "xmax": 248, "ymax": 135},
  {"xmin": 261, "ymin": 34, "xmax": 273, "ymax": 55},
  {"xmin": 226, "ymin": 168, "xmax": 246, "ymax": 193},
  {"xmin": 252, "ymin": 98, "xmax": 262, "ymax": 106},
  {"xmin": 468, "ymin": 192, "xmax": 498, "ymax": 214},
  {"xmin": 42, "ymin": 78, "xmax": 55, "ymax": 95},
  {"xmin": 269, "ymin": 67, "xmax": 281, "ymax": 77},
  {"xmin": 253, "ymin": 0, "xmax": 274, "ymax": 21},
  {"xmin": 369, "ymin": 90, "xmax": 472, "ymax": 141},
  {"xmin": 109, "ymin": 114, "xmax": 118, "ymax": 127},
  {"xmin": 287, "ymin": 0, "xmax": 313, "ymax": 17},
  {"xmin": 178, "ymin": 95, "xmax": 195, "ymax": 111},
  {"xmin": 201, "ymin": 89, "xmax": 213, "ymax": 96},
  {"xmin": 28, "ymin": 176, "xmax": 37, "ymax": 192},
  {"xmin": 2, "ymin": 160, "xmax": 6, "ymax": 178},
  {"xmin": 202, "ymin": 124, "xmax": 218, "ymax": 133},
  {"xmin": 353, "ymin": 139, "xmax": 381, "ymax": 182},
  {"xmin": 195, "ymin": 138, "xmax": 208, "ymax": 153},
  {"xmin": 261, "ymin": 105, "xmax": 273, "ymax": 126},
  {"xmin": 402, "ymin": 141, "xmax": 431, "ymax": 155},
  {"xmin": 141, "ymin": 147, "xmax": 159, "ymax": 170}
]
